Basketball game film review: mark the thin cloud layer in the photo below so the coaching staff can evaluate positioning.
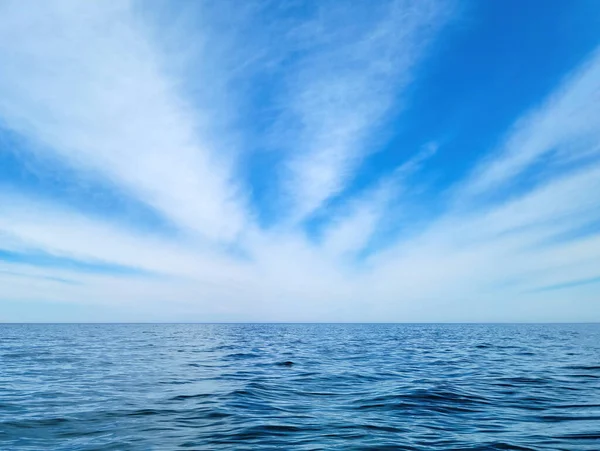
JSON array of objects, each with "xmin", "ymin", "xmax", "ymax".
[
  {"xmin": 0, "ymin": 0, "xmax": 599, "ymax": 322},
  {"xmin": 0, "ymin": 0, "xmax": 246, "ymax": 241}
]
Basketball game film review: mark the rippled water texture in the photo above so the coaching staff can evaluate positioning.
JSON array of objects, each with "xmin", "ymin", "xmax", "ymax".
[{"xmin": 1, "ymin": 324, "xmax": 600, "ymax": 450}]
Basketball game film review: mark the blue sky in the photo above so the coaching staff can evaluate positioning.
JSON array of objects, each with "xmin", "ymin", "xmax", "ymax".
[{"xmin": 0, "ymin": 0, "xmax": 599, "ymax": 322}]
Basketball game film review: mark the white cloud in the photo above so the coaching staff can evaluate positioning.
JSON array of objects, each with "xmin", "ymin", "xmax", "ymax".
[
  {"xmin": 0, "ymin": 0, "xmax": 246, "ymax": 241},
  {"xmin": 0, "ymin": 190, "xmax": 251, "ymax": 283},
  {"xmin": 320, "ymin": 143, "xmax": 438, "ymax": 258},
  {"xmin": 0, "ymin": 3, "xmax": 598, "ymax": 322},
  {"xmin": 461, "ymin": 48, "xmax": 600, "ymax": 199},
  {"xmin": 280, "ymin": 0, "xmax": 449, "ymax": 220}
]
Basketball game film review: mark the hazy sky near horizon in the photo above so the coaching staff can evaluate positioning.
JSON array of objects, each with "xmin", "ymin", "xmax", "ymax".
[{"xmin": 0, "ymin": 0, "xmax": 599, "ymax": 322}]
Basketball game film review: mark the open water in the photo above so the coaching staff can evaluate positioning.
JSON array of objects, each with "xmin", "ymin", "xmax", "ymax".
[{"xmin": 1, "ymin": 323, "xmax": 599, "ymax": 450}]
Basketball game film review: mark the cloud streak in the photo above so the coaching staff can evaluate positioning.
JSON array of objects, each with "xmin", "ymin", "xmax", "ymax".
[
  {"xmin": 0, "ymin": 1, "xmax": 598, "ymax": 322},
  {"xmin": 462, "ymin": 47, "xmax": 600, "ymax": 200},
  {"xmin": 278, "ymin": 0, "xmax": 450, "ymax": 220},
  {"xmin": 0, "ymin": 0, "xmax": 246, "ymax": 241}
]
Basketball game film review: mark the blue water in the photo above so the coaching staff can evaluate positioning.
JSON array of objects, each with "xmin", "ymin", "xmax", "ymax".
[{"xmin": 1, "ymin": 324, "xmax": 599, "ymax": 450}]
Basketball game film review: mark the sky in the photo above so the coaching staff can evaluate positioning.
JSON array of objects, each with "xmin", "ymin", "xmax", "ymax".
[{"xmin": 0, "ymin": 0, "xmax": 599, "ymax": 322}]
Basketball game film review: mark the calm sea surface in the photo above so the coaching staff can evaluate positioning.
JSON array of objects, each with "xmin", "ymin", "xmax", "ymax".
[{"xmin": 1, "ymin": 323, "xmax": 599, "ymax": 450}]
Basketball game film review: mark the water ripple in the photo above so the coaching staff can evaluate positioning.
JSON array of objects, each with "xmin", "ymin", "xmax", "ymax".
[{"xmin": 1, "ymin": 323, "xmax": 599, "ymax": 450}]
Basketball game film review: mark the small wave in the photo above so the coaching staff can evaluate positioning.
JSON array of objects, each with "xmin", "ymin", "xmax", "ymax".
[
  {"xmin": 495, "ymin": 376, "xmax": 552, "ymax": 386},
  {"xmin": 2, "ymin": 417, "xmax": 69, "ymax": 428},
  {"xmin": 170, "ymin": 393, "xmax": 211, "ymax": 401},
  {"xmin": 564, "ymin": 364, "xmax": 600, "ymax": 370},
  {"xmin": 538, "ymin": 414, "xmax": 600, "ymax": 422},
  {"xmin": 1, "ymin": 351, "xmax": 53, "ymax": 359},
  {"xmin": 126, "ymin": 409, "xmax": 178, "ymax": 417},
  {"xmin": 225, "ymin": 352, "xmax": 261, "ymax": 359},
  {"xmin": 554, "ymin": 432, "xmax": 600, "ymax": 440},
  {"xmin": 478, "ymin": 444, "xmax": 537, "ymax": 451},
  {"xmin": 275, "ymin": 360, "xmax": 294, "ymax": 367}
]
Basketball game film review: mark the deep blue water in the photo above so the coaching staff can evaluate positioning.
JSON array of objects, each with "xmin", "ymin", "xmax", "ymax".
[{"xmin": 1, "ymin": 323, "xmax": 599, "ymax": 450}]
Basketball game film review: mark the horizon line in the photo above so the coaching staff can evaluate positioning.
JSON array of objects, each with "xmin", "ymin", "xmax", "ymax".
[{"xmin": 1, "ymin": 321, "xmax": 599, "ymax": 325}]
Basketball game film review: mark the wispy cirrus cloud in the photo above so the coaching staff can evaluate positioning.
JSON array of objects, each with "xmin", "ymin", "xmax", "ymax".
[
  {"xmin": 320, "ymin": 143, "xmax": 438, "ymax": 258},
  {"xmin": 0, "ymin": 1, "xmax": 598, "ymax": 322},
  {"xmin": 0, "ymin": 0, "xmax": 246, "ymax": 242},
  {"xmin": 276, "ymin": 0, "xmax": 450, "ymax": 221},
  {"xmin": 461, "ymin": 47, "xmax": 600, "ymax": 200},
  {"xmin": 363, "ymin": 48, "xmax": 600, "ymax": 319}
]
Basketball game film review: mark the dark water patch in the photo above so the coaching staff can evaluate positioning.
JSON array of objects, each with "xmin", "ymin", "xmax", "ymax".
[
  {"xmin": 2, "ymin": 350, "xmax": 53, "ymax": 359},
  {"xmin": 169, "ymin": 393, "xmax": 211, "ymax": 401},
  {"xmin": 2, "ymin": 417, "xmax": 70, "ymax": 428},
  {"xmin": 564, "ymin": 364, "xmax": 600, "ymax": 370},
  {"xmin": 58, "ymin": 428, "xmax": 110, "ymax": 438},
  {"xmin": 187, "ymin": 362, "xmax": 216, "ymax": 368},
  {"xmin": 201, "ymin": 410, "xmax": 231, "ymax": 419},
  {"xmin": 554, "ymin": 432, "xmax": 600, "ymax": 440},
  {"xmin": 275, "ymin": 360, "xmax": 294, "ymax": 367},
  {"xmin": 475, "ymin": 343, "xmax": 491, "ymax": 348},
  {"xmin": 158, "ymin": 380, "xmax": 191, "ymax": 385},
  {"xmin": 538, "ymin": 414, "xmax": 600, "ymax": 422},
  {"xmin": 226, "ymin": 352, "xmax": 261, "ymax": 359},
  {"xmin": 555, "ymin": 403, "xmax": 600, "ymax": 409},
  {"xmin": 357, "ymin": 445, "xmax": 416, "ymax": 451},
  {"xmin": 245, "ymin": 424, "xmax": 305, "ymax": 434},
  {"xmin": 475, "ymin": 444, "xmax": 537, "ymax": 451},
  {"xmin": 125, "ymin": 408, "xmax": 178, "ymax": 417},
  {"xmin": 494, "ymin": 376, "xmax": 553, "ymax": 387}
]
